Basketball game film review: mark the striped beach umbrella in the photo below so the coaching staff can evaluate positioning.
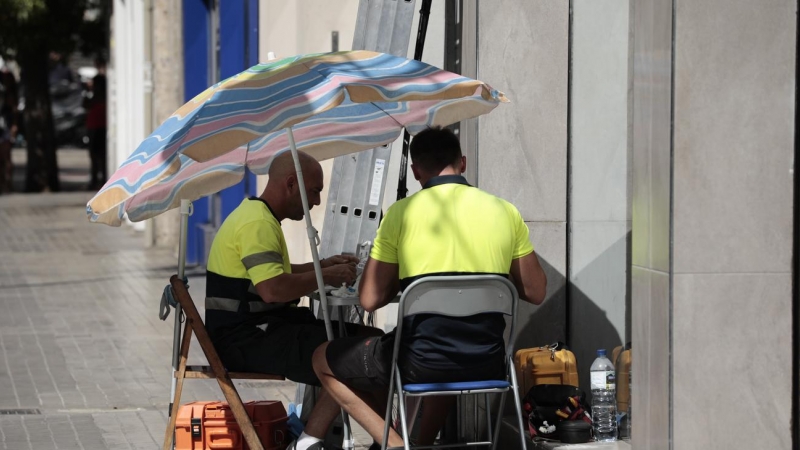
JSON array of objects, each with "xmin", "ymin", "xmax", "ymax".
[{"xmin": 87, "ymin": 50, "xmax": 508, "ymax": 226}]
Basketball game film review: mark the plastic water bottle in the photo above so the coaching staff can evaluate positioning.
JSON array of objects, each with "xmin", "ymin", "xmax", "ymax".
[{"xmin": 590, "ymin": 349, "xmax": 618, "ymax": 442}]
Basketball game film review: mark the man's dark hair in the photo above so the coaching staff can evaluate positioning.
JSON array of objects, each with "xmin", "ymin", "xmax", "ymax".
[{"xmin": 409, "ymin": 126, "xmax": 462, "ymax": 174}]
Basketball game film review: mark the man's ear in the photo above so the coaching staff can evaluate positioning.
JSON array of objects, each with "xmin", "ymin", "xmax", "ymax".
[
  {"xmin": 411, "ymin": 163, "xmax": 421, "ymax": 181},
  {"xmin": 285, "ymin": 174, "xmax": 298, "ymax": 193},
  {"xmin": 460, "ymin": 156, "xmax": 467, "ymax": 174}
]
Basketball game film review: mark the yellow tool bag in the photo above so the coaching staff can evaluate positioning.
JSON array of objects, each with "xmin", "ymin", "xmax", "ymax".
[{"xmin": 514, "ymin": 342, "xmax": 579, "ymax": 397}]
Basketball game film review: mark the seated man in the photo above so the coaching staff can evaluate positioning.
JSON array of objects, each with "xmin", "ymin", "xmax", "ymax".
[
  {"xmin": 313, "ymin": 127, "xmax": 548, "ymax": 448},
  {"xmin": 205, "ymin": 150, "xmax": 381, "ymax": 450}
]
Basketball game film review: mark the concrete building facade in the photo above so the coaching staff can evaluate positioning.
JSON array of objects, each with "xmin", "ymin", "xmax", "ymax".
[{"xmin": 474, "ymin": 0, "xmax": 796, "ymax": 448}]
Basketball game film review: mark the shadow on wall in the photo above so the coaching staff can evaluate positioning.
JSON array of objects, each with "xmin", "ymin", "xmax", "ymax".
[
  {"xmin": 568, "ymin": 231, "xmax": 629, "ymax": 396},
  {"xmin": 512, "ymin": 232, "xmax": 629, "ymax": 400},
  {"xmin": 512, "ymin": 254, "xmax": 567, "ymax": 352}
]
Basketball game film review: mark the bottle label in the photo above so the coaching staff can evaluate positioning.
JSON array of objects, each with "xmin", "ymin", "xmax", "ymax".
[{"xmin": 591, "ymin": 371, "xmax": 616, "ymax": 390}]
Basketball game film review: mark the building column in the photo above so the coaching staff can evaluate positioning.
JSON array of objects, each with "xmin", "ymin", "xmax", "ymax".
[
  {"xmin": 630, "ymin": 0, "xmax": 672, "ymax": 448},
  {"xmin": 148, "ymin": 0, "xmax": 184, "ymax": 248},
  {"xmin": 670, "ymin": 1, "xmax": 795, "ymax": 448}
]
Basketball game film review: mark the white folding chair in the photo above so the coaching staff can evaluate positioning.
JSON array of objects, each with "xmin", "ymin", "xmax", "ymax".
[{"xmin": 381, "ymin": 275, "xmax": 528, "ymax": 450}]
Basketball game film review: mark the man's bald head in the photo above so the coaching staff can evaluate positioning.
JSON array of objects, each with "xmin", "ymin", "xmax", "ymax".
[
  {"xmin": 268, "ymin": 150, "xmax": 321, "ymax": 181},
  {"xmin": 262, "ymin": 150, "xmax": 325, "ymax": 221}
]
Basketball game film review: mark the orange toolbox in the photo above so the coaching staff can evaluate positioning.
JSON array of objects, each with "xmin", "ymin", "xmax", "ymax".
[{"xmin": 175, "ymin": 401, "xmax": 288, "ymax": 450}]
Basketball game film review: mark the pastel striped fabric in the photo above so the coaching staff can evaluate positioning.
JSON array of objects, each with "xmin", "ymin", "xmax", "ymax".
[{"xmin": 87, "ymin": 50, "xmax": 508, "ymax": 226}]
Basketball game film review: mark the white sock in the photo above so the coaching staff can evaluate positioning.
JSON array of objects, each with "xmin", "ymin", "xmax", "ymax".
[{"xmin": 295, "ymin": 431, "xmax": 322, "ymax": 450}]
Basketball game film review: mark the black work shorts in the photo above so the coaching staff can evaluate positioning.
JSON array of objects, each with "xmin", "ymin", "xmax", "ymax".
[
  {"xmin": 326, "ymin": 333, "xmax": 395, "ymax": 391},
  {"xmin": 326, "ymin": 332, "xmax": 506, "ymax": 392},
  {"xmin": 214, "ymin": 307, "xmax": 375, "ymax": 386}
]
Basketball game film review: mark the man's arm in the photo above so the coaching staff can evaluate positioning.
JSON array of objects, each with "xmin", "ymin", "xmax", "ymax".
[
  {"xmin": 255, "ymin": 263, "xmax": 357, "ymax": 304},
  {"xmin": 290, "ymin": 262, "xmax": 315, "ymax": 273},
  {"xmin": 291, "ymin": 254, "xmax": 359, "ymax": 273},
  {"xmin": 509, "ymin": 251, "xmax": 547, "ymax": 305},
  {"xmin": 358, "ymin": 257, "xmax": 399, "ymax": 312}
]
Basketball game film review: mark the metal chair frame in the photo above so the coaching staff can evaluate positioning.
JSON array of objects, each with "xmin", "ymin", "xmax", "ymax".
[{"xmin": 380, "ymin": 275, "xmax": 528, "ymax": 450}]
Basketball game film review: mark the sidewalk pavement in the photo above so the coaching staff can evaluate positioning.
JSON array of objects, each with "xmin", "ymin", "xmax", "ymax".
[{"xmin": 0, "ymin": 148, "xmax": 373, "ymax": 449}]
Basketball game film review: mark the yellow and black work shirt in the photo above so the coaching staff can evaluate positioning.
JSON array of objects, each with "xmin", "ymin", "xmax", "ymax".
[
  {"xmin": 205, "ymin": 197, "xmax": 293, "ymax": 336},
  {"xmin": 371, "ymin": 175, "xmax": 534, "ymax": 370}
]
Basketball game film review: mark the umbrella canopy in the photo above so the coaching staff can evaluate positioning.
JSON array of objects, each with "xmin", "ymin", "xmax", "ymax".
[
  {"xmin": 93, "ymin": 147, "xmax": 248, "ymax": 226},
  {"xmin": 87, "ymin": 50, "xmax": 508, "ymax": 225}
]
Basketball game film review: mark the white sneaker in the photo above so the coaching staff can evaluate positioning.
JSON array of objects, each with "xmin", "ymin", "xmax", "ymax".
[{"xmin": 285, "ymin": 439, "xmax": 326, "ymax": 450}]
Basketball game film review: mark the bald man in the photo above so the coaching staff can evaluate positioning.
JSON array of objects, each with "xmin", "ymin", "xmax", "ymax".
[{"xmin": 205, "ymin": 151, "xmax": 382, "ymax": 450}]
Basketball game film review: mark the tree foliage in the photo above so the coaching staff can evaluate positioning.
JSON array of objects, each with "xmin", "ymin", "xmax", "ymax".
[
  {"xmin": 0, "ymin": 0, "xmax": 88, "ymax": 58},
  {"xmin": 0, "ymin": 0, "xmax": 105, "ymax": 192}
]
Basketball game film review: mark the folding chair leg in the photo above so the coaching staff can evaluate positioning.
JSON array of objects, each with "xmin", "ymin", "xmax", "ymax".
[
  {"xmin": 490, "ymin": 392, "xmax": 507, "ymax": 450},
  {"xmin": 511, "ymin": 390, "xmax": 527, "ymax": 450},
  {"xmin": 162, "ymin": 368, "xmax": 188, "ymax": 450},
  {"xmin": 394, "ymin": 367, "xmax": 411, "ymax": 450},
  {"xmin": 473, "ymin": 395, "xmax": 479, "ymax": 442},
  {"xmin": 215, "ymin": 376, "xmax": 264, "ymax": 450},
  {"xmin": 508, "ymin": 357, "xmax": 528, "ymax": 450},
  {"xmin": 163, "ymin": 314, "xmax": 194, "ymax": 450},
  {"xmin": 382, "ymin": 367, "xmax": 397, "ymax": 450},
  {"xmin": 485, "ymin": 393, "xmax": 492, "ymax": 443}
]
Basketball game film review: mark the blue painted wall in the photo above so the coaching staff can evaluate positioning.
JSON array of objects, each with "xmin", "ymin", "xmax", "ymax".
[
  {"xmin": 183, "ymin": 0, "xmax": 259, "ymax": 265},
  {"xmin": 182, "ymin": 0, "xmax": 210, "ymax": 266}
]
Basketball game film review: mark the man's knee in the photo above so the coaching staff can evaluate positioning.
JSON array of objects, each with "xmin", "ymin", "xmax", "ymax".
[{"xmin": 312, "ymin": 342, "xmax": 330, "ymax": 377}]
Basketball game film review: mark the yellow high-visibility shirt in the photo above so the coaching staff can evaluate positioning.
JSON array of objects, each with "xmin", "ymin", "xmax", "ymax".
[
  {"xmin": 207, "ymin": 198, "xmax": 291, "ymax": 285},
  {"xmin": 205, "ymin": 198, "xmax": 293, "ymax": 335},
  {"xmin": 371, "ymin": 175, "xmax": 533, "ymax": 288}
]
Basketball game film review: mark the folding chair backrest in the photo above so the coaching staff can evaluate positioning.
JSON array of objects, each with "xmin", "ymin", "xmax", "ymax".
[
  {"xmin": 394, "ymin": 275, "xmax": 519, "ymax": 358},
  {"xmin": 385, "ymin": 275, "xmax": 527, "ymax": 450}
]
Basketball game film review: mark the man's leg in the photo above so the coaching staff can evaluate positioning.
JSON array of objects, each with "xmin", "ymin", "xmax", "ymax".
[
  {"xmin": 411, "ymin": 358, "xmax": 506, "ymax": 446},
  {"xmin": 88, "ymin": 130, "xmax": 99, "ymax": 188},
  {"xmin": 284, "ymin": 320, "xmax": 383, "ymax": 449},
  {"xmin": 0, "ymin": 141, "xmax": 11, "ymax": 193},
  {"xmin": 301, "ymin": 386, "xmax": 343, "ymax": 439},
  {"xmin": 312, "ymin": 341, "xmax": 404, "ymax": 448},
  {"xmin": 97, "ymin": 127, "xmax": 107, "ymax": 183},
  {"xmin": 213, "ymin": 321, "xmax": 341, "ymax": 450},
  {"xmin": 416, "ymin": 397, "xmax": 456, "ymax": 445}
]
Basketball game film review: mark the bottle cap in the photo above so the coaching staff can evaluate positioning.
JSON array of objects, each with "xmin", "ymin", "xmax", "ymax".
[{"xmin": 597, "ymin": 349, "xmax": 607, "ymax": 356}]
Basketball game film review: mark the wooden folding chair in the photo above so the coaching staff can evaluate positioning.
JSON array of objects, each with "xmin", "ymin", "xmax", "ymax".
[{"xmin": 163, "ymin": 275, "xmax": 285, "ymax": 450}]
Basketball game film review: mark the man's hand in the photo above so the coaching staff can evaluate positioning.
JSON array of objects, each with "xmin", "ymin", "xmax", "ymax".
[
  {"xmin": 320, "ymin": 254, "xmax": 360, "ymax": 285},
  {"xmin": 322, "ymin": 263, "xmax": 357, "ymax": 286},
  {"xmin": 257, "ymin": 258, "xmax": 356, "ymax": 303},
  {"xmin": 322, "ymin": 254, "xmax": 359, "ymax": 268},
  {"xmin": 292, "ymin": 254, "xmax": 359, "ymax": 274}
]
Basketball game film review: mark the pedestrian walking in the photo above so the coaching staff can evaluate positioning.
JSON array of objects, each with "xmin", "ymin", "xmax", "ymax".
[
  {"xmin": 0, "ymin": 58, "xmax": 19, "ymax": 193},
  {"xmin": 85, "ymin": 57, "xmax": 107, "ymax": 189}
]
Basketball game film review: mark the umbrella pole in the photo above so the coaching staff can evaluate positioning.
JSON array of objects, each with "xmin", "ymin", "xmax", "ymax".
[
  {"xmin": 168, "ymin": 200, "xmax": 191, "ymax": 437},
  {"xmin": 287, "ymin": 127, "xmax": 355, "ymax": 450},
  {"xmin": 397, "ymin": 0, "xmax": 433, "ymax": 201},
  {"xmin": 286, "ymin": 127, "xmax": 334, "ymax": 340}
]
